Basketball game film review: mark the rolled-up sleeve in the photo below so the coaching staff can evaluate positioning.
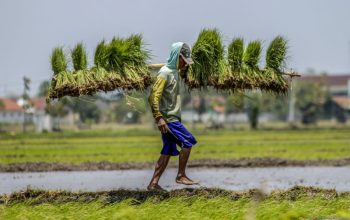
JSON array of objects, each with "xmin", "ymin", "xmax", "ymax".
[{"xmin": 148, "ymin": 75, "xmax": 167, "ymax": 120}]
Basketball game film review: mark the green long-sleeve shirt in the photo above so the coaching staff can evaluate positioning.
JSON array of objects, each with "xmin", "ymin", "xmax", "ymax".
[{"xmin": 148, "ymin": 66, "xmax": 181, "ymax": 122}]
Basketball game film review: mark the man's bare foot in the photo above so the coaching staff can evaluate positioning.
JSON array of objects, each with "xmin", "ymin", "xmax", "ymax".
[
  {"xmin": 175, "ymin": 175, "xmax": 199, "ymax": 185},
  {"xmin": 147, "ymin": 183, "xmax": 166, "ymax": 191}
]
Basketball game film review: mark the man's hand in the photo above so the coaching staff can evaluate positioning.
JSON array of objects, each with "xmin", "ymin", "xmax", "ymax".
[{"xmin": 156, "ymin": 118, "xmax": 168, "ymax": 133}]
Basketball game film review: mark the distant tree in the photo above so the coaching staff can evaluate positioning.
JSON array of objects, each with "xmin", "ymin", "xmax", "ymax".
[
  {"xmin": 45, "ymin": 98, "xmax": 70, "ymax": 130},
  {"xmin": 63, "ymin": 97, "xmax": 101, "ymax": 123},
  {"xmin": 194, "ymin": 95, "xmax": 207, "ymax": 122},
  {"xmin": 226, "ymin": 93, "xmax": 245, "ymax": 114},
  {"xmin": 260, "ymin": 93, "xmax": 289, "ymax": 121},
  {"xmin": 114, "ymin": 93, "xmax": 146, "ymax": 124},
  {"xmin": 323, "ymin": 99, "xmax": 347, "ymax": 123},
  {"xmin": 300, "ymin": 103, "xmax": 319, "ymax": 124},
  {"xmin": 78, "ymin": 101, "xmax": 101, "ymax": 123},
  {"xmin": 22, "ymin": 77, "xmax": 31, "ymax": 133},
  {"xmin": 245, "ymin": 92, "xmax": 261, "ymax": 130},
  {"xmin": 37, "ymin": 80, "xmax": 50, "ymax": 97},
  {"xmin": 244, "ymin": 91, "xmax": 287, "ymax": 129},
  {"xmin": 294, "ymin": 80, "xmax": 329, "ymax": 124},
  {"xmin": 114, "ymin": 100, "xmax": 140, "ymax": 123},
  {"xmin": 181, "ymin": 90, "xmax": 192, "ymax": 107}
]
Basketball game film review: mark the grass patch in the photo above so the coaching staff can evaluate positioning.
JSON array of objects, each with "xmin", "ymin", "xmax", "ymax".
[
  {"xmin": 0, "ymin": 128, "xmax": 349, "ymax": 165},
  {"xmin": 1, "ymin": 187, "xmax": 350, "ymax": 219}
]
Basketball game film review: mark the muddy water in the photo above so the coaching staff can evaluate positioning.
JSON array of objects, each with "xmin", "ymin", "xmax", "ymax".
[{"xmin": 1, "ymin": 166, "xmax": 349, "ymax": 195}]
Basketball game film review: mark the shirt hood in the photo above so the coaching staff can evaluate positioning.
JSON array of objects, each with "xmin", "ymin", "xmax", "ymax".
[{"xmin": 166, "ymin": 42, "xmax": 184, "ymax": 70}]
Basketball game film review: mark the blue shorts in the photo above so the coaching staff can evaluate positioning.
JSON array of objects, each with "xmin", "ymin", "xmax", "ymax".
[{"xmin": 161, "ymin": 121, "xmax": 197, "ymax": 156}]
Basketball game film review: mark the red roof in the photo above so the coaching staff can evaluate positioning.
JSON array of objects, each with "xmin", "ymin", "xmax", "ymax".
[
  {"xmin": 213, "ymin": 105, "xmax": 225, "ymax": 113},
  {"xmin": 0, "ymin": 98, "xmax": 23, "ymax": 112},
  {"xmin": 298, "ymin": 74, "xmax": 350, "ymax": 87},
  {"xmin": 333, "ymin": 96, "xmax": 350, "ymax": 109},
  {"xmin": 30, "ymin": 98, "xmax": 46, "ymax": 110}
]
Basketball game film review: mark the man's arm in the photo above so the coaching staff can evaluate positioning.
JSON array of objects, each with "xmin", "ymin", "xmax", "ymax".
[{"xmin": 148, "ymin": 76, "xmax": 168, "ymax": 133}]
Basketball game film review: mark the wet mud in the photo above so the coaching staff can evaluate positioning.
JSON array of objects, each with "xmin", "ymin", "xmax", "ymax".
[{"xmin": 1, "ymin": 157, "xmax": 350, "ymax": 172}]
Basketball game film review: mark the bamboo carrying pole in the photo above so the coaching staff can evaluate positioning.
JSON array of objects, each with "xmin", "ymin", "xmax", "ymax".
[{"xmin": 148, "ymin": 63, "xmax": 166, "ymax": 70}]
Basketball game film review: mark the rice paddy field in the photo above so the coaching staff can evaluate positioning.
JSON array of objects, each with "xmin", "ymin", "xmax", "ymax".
[
  {"xmin": 1, "ymin": 127, "xmax": 350, "ymax": 219},
  {"xmin": 1, "ymin": 187, "xmax": 350, "ymax": 220},
  {"xmin": 0, "ymin": 127, "xmax": 349, "ymax": 166}
]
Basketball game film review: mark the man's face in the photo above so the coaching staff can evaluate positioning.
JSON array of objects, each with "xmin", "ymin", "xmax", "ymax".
[{"xmin": 178, "ymin": 55, "xmax": 189, "ymax": 78}]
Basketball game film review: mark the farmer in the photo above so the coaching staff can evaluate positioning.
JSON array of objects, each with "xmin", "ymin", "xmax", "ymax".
[{"xmin": 147, "ymin": 42, "xmax": 197, "ymax": 191}]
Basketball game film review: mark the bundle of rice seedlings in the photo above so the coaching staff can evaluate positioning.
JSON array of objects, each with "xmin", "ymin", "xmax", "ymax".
[
  {"xmin": 71, "ymin": 43, "xmax": 88, "ymax": 71},
  {"xmin": 264, "ymin": 36, "xmax": 289, "ymax": 93},
  {"xmin": 48, "ymin": 47, "xmax": 68, "ymax": 99},
  {"xmin": 124, "ymin": 34, "xmax": 150, "ymax": 68},
  {"xmin": 241, "ymin": 40, "xmax": 262, "ymax": 89},
  {"xmin": 75, "ymin": 70, "xmax": 99, "ymax": 96},
  {"xmin": 262, "ymin": 67, "xmax": 289, "ymax": 94},
  {"xmin": 222, "ymin": 40, "xmax": 263, "ymax": 91},
  {"xmin": 92, "ymin": 40, "xmax": 123, "ymax": 93},
  {"xmin": 106, "ymin": 37, "xmax": 124, "ymax": 72},
  {"xmin": 48, "ymin": 34, "xmax": 152, "ymax": 101},
  {"xmin": 52, "ymin": 71, "xmax": 77, "ymax": 99},
  {"xmin": 90, "ymin": 67, "xmax": 124, "ymax": 92},
  {"xmin": 226, "ymin": 38, "xmax": 244, "ymax": 90},
  {"xmin": 51, "ymin": 47, "xmax": 68, "ymax": 74},
  {"xmin": 243, "ymin": 41, "xmax": 262, "ymax": 69},
  {"xmin": 105, "ymin": 34, "xmax": 151, "ymax": 90},
  {"xmin": 129, "ymin": 35, "xmax": 153, "ymax": 86},
  {"xmin": 189, "ymin": 28, "xmax": 225, "ymax": 88},
  {"xmin": 188, "ymin": 34, "xmax": 290, "ymax": 94},
  {"xmin": 266, "ymin": 36, "xmax": 287, "ymax": 72},
  {"xmin": 49, "ymin": 47, "xmax": 95, "ymax": 99},
  {"xmin": 94, "ymin": 40, "xmax": 109, "ymax": 68},
  {"xmin": 47, "ymin": 31, "xmax": 292, "ymax": 100},
  {"xmin": 228, "ymin": 38, "xmax": 244, "ymax": 72},
  {"xmin": 70, "ymin": 43, "xmax": 93, "ymax": 96}
]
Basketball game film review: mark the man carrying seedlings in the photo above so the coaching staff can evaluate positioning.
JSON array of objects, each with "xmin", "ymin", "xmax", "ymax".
[{"xmin": 147, "ymin": 42, "xmax": 197, "ymax": 191}]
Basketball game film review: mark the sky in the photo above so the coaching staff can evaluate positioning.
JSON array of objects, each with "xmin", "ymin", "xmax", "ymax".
[{"xmin": 1, "ymin": 0, "xmax": 350, "ymax": 96}]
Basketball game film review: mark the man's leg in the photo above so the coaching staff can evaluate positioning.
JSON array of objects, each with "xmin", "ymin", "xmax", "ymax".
[
  {"xmin": 148, "ymin": 154, "xmax": 171, "ymax": 190},
  {"xmin": 176, "ymin": 147, "xmax": 197, "ymax": 185}
]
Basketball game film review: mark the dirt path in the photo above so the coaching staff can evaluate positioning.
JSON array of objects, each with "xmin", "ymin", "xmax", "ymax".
[
  {"xmin": 1, "ymin": 157, "xmax": 350, "ymax": 172},
  {"xmin": 1, "ymin": 166, "xmax": 349, "ymax": 195}
]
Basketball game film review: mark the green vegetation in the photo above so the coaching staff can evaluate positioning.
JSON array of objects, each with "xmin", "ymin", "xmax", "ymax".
[
  {"xmin": 189, "ymin": 28, "xmax": 225, "ymax": 87},
  {"xmin": 262, "ymin": 36, "xmax": 289, "ymax": 92},
  {"xmin": 94, "ymin": 40, "xmax": 108, "ymax": 68},
  {"xmin": 71, "ymin": 43, "xmax": 88, "ymax": 71},
  {"xmin": 265, "ymin": 36, "xmax": 288, "ymax": 73},
  {"xmin": 228, "ymin": 38, "xmax": 244, "ymax": 72},
  {"xmin": 188, "ymin": 29, "xmax": 289, "ymax": 93},
  {"xmin": 1, "ymin": 187, "xmax": 350, "ymax": 220},
  {"xmin": 48, "ymin": 30, "xmax": 292, "ymax": 101},
  {"xmin": 48, "ymin": 35, "xmax": 152, "ymax": 100},
  {"xmin": 243, "ymin": 40, "xmax": 262, "ymax": 69},
  {"xmin": 241, "ymin": 40, "xmax": 262, "ymax": 90},
  {"xmin": 0, "ymin": 128, "xmax": 349, "ymax": 164},
  {"xmin": 50, "ymin": 47, "xmax": 67, "ymax": 74}
]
